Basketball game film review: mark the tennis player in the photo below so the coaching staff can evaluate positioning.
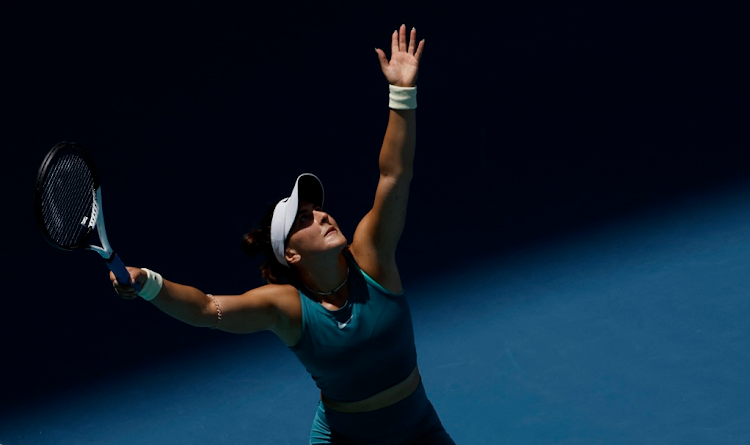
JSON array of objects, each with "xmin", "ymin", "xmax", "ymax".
[{"xmin": 112, "ymin": 24, "xmax": 454, "ymax": 444}]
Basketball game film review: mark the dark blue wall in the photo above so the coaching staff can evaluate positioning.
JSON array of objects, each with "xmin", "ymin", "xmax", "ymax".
[{"xmin": 3, "ymin": 2, "xmax": 747, "ymax": 409}]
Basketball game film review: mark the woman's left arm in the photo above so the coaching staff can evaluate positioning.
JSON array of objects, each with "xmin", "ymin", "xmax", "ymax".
[{"xmin": 351, "ymin": 24, "xmax": 425, "ymax": 292}]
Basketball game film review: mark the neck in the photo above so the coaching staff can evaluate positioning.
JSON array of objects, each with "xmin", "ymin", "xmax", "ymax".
[
  {"xmin": 298, "ymin": 252, "xmax": 349, "ymax": 297},
  {"xmin": 303, "ymin": 267, "xmax": 349, "ymax": 296}
]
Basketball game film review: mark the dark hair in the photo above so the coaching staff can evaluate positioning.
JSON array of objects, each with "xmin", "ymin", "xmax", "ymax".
[{"xmin": 240, "ymin": 203, "xmax": 298, "ymax": 285}]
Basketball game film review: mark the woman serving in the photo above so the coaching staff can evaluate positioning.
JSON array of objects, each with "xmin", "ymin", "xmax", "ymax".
[{"xmin": 113, "ymin": 24, "xmax": 454, "ymax": 444}]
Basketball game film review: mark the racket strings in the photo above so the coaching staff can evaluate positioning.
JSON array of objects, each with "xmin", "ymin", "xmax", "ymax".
[{"xmin": 40, "ymin": 154, "xmax": 96, "ymax": 248}]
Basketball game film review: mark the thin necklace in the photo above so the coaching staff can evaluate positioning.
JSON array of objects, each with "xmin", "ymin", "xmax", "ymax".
[{"xmin": 303, "ymin": 267, "xmax": 349, "ymax": 296}]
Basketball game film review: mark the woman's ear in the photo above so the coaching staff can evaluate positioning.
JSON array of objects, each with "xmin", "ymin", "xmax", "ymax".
[{"xmin": 285, "ymin": 248, "xmax": 301, "ymax": 266}]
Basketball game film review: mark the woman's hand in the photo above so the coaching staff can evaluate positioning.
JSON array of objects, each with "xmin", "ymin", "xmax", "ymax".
[
  {"xmin": 376, "ymin": 24, "xmax": 425, "ymax": 87},
  {"xmin": 110, "ymin": 267, "xmax": 146, "ymax": 299}
]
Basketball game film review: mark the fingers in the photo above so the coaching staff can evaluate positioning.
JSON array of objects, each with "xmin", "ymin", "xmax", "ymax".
[
  {"xmin": 375, "ymin": 47, "xmax": 389, "ymax": 72},
  {"xmin": 113, "ymin": 279, "xmax": 139, "ymax": 299},
  {"xmin": 388, "ymin": 24, "xmax": 422, "ymax": 56},
  {"xmin": 399, "ymin": 24, "xmax": 407, "ymax": 52},
  {"xmin": 408, "ymin": 27, "xmax": 416, "ymax": 54},
  {"xmin": 414, "ymin": 38, "xmax": 425, "ymax": 62},
  {"xmin": 110, "ymin": 269, "xmax": 140, "ymax": 299}
]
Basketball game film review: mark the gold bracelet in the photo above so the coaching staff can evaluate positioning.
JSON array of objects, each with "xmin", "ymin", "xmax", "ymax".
[{"xmin": 206, "ymin": 294, "xmax": 222, "ymax": 329}]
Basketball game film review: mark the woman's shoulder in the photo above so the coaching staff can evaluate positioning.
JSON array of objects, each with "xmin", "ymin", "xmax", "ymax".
[
  {"xmin": 346, "ymin": 246, "xmax": 403, "ymax": 294},
  {"xmin": 248, "ymin": 282, "xmax": 300, "ymax": 305},
  {"xmin": 230, "ymin": 282, "xmax": 302, "ymax": 319},
  {"xmin": 250, "ymin": 283, "xmax": 302, "ymax": 345}
]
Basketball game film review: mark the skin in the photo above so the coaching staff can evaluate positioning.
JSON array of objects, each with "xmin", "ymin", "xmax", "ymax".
[{"xmin": 113, "ymin": 24, "xmax": 424, "ymax": 380}]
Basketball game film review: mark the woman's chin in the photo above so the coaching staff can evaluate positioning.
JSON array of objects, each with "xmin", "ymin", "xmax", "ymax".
[{"xmin": 329, "ymin": 233, "xmax": 348, "ymax": 250}]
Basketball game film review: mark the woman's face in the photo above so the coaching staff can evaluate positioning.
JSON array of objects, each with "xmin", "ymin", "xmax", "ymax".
[{"xmin": 285, "ymin": 201, "xmax": 347, "ymax": 264}]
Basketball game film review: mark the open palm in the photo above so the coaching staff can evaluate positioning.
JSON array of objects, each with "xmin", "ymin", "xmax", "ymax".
[{"xmin": 376, "ymin": 24, "xmax": 425, "ymax": 87}]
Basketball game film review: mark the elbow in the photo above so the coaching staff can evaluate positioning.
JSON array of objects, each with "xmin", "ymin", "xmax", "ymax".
[
  {"xmin": 379, "ymin": 171, "xmax": 413, "ymax": 192},
  {"xmin": 379, "ymin": 163, "xmax": 414, "ymax": 183},
  {"xmin": 155, "ymin": 282, "xmax": 218, "ymax": 328},
  {"xmin": 195, "ymin": 297, "xmax": 221, "ymax": 328},
  {"xmin": 178, "ymin": 296, "xmax": 217, "ymax": 328},
  {"xmin": 179, "ymin": 308, "xmax": 210, "ymax": 328}
]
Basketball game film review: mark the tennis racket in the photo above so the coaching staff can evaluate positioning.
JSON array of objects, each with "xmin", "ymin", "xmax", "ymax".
[{"xmin": 34, "ymin": 141, "xmax": 140, "ymax": 291}]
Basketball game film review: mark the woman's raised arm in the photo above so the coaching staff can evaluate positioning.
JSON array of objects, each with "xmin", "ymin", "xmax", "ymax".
[{"xmin": 350, "ymin": 25, "xmax": 425, "ymax": 293}]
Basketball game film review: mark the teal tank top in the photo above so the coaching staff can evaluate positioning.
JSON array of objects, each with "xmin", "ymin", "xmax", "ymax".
[{"xmin": 289, "ymin": 252, "xmax": 418, "ymax": 403}]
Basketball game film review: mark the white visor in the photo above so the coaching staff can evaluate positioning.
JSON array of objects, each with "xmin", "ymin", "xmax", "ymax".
[{"xmin": 270, "ymin": 173, "xmax": 324, "ymax": 267}]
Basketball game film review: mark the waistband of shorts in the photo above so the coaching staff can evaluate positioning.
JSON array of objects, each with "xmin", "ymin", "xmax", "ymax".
[{"xmin": 321, "ymin": 366, "xmax": 421, "ymax": 413}]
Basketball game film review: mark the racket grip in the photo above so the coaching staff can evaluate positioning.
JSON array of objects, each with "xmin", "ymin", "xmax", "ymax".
[{"xmin": 107, "ymin": 253, "xmax": 142, "ymax": 292}]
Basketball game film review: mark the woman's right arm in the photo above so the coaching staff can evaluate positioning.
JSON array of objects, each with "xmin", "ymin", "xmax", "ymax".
[{"xmin": 111, "ymin": 267, "xmax": 299, "ymax": 339}]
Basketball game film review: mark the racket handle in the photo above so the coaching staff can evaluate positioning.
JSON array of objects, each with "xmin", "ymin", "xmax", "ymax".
[{"xmin": 107, "ymin": 253, "xmax": 142, "ymax": 292}]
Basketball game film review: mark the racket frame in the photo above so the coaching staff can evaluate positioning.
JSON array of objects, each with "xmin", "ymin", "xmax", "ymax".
[{"xmin": 34, "ymin": 141, "xmax": 140, "ymax": 290}]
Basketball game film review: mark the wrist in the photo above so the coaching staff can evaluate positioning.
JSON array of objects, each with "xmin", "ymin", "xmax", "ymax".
[
  {"xmin": 138, "ymin": 268, "xmax": 163, "ymax": 301},
  {"xmin": 389, "ymin": 85, "xmax": 417, "ymax": 110}
]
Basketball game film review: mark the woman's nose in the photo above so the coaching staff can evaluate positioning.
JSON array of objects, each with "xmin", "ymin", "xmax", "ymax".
[{"xmin": 315, "ymin": 209, "xmax": 329, "ymax": 224}]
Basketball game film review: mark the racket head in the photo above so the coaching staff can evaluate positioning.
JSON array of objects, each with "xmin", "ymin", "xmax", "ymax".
[{"xmin": 34, "ymin": 141, "xmax": 101, "ymax": 251}]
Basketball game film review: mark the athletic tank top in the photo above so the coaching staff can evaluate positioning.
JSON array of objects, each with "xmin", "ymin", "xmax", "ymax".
[{"xmin": 289, "ymin": 252, "xmax": 418, "ymax": 402}]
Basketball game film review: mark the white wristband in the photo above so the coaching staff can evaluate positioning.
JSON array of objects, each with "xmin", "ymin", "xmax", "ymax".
[
  {"xmin": 138, "ymin": 268, "xmax": 163, "ymax": 301},
  {"xmin": 389, "ymin": 85, "xmax": 417, "ymax": 110}
]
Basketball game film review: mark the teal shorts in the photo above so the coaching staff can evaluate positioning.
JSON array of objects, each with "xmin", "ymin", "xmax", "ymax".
[{"xmin": 309, "ymin": 382, "xmax": 454, "ymax": 444}]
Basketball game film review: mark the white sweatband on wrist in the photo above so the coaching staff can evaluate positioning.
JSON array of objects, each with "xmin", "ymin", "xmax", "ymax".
[
  {"xmin": 389, "ymin": 85, "xmax": 417, "ymax": 110},
  {"xmin": 138, "ymin": 268, "xmax": 163, "ymax": 301}
]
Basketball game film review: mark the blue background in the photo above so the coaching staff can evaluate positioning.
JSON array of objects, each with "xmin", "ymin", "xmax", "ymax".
[{"xmin": 2, "ymin": 2, "xmax": 749, "ymax": 443}]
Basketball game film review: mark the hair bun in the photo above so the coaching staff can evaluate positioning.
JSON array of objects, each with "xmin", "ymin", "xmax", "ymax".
[
  {"xmin": 241, "ymin": 228, "xmax": 269, "ymax": 257},
  {"xmin": 240, "ymin": 203, "xmax": 293, "ymax": 285}
]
